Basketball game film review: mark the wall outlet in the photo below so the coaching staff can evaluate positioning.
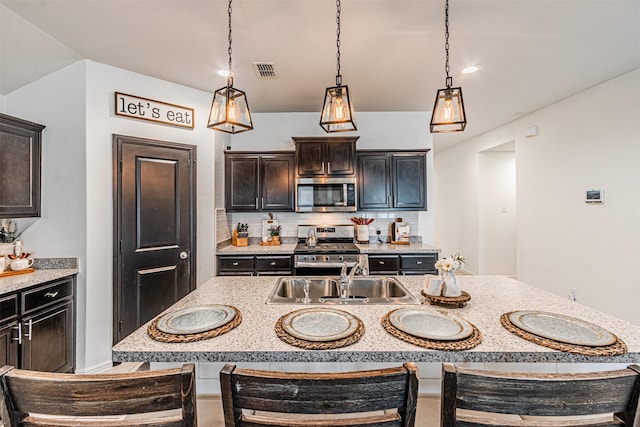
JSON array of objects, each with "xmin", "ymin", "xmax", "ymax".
[{"xmin": 568, "ymin": 288, "xmax": 577, "ymax": 301}]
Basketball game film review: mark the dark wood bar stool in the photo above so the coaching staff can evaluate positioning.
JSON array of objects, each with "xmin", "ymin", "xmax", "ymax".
[
  {"xmin": 440, "ymin": 363, "xmax": 640, "ymax": 426},
  {"xmin": 220, "ymin": 362, "xmax": 419, "ymax": 427},
  {"xmin": 0, "ymin": 363, "xmax": 197, "ymax": 426}
]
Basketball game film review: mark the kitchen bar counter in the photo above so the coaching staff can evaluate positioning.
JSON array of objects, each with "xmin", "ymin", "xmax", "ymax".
[
  {"xmin": 0, "ymin": 268, "xmax": 79, "ymax": 295},
  {"xmin": 113, "ymin": 275, "xmax": 640, "ymax": 364}
]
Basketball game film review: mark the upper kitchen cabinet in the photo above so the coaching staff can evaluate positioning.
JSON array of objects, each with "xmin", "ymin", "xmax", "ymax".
[
  {"xmin": 0, "ymin": 114, "xmax": 45, "ymax": 218},
  {"xmin": 293, "ymin": 136, "xmax": 358, "ymax": 177},
  {"xmin": 358, "ymin": 151, "xmax": 428, "ymax": 211},
  {"xmin": 225, "ymin": 152, "xmax": 295, "ymax": 212}
]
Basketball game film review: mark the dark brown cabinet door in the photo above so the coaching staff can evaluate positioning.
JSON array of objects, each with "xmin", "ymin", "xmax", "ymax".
[
  {"xmin": 226, "ymin": 155, "xmax": 260, "ymax": 211},
  {"xmin": 358, "ymin": 154, "xmax": 392, "ymax": 209},
  {"xmin": 0, "ymin": 113, "xmax": 45, "ymax": 218},
  {"xmin": 225, "ymin": 153, "xmax": 294, "ymax": 212},
  {"xmin": 0, "ymin": 321, "xmax": 19, "ymax": 367},
  {"xmin": 21, "ymin": 302, "xmax": 74, "ymax": 373},
  {"xmin": 261, "ymin": 154, "xmax": 294, "ymax": 211},
  {"xmin": 294, "ymin": 137, "xmax": 358, "ymax": 177},
  {"xmin": 393, "ymin": 155, "xmax": 426, "ymax": 209}
]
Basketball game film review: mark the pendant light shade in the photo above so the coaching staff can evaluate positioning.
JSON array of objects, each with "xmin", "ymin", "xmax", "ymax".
[
  {"xmin": 208, "ymin": 0, "xmax": 253, "ymax": 134},
  {"xmin": 208, "ymin": 77, "xmax": 253, "ymax": 134},
  {"xmin": 320, "ymin": 84, "xmax": 357, "ymax": 133},
  {"xmin": 430, "ymin": 0, "xmax": 467, "ymax": 133},
  {"xmin": 320, "ymin": 0, "xmax": 357, "ymax": 133}
]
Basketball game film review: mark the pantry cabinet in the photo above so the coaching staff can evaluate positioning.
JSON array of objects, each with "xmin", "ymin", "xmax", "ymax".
[
  {"xmin": 0, "ymin": 113, "xmax": 45, "ymax": 218},
  {"xmin": 0, "ymin": 275, "xmax": 75, "ymax": 372}
]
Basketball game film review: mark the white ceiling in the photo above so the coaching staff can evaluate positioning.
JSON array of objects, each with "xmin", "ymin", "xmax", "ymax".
[{"xmin": 1, "ymin": 0, "xmax": 639, "ymax": 150}]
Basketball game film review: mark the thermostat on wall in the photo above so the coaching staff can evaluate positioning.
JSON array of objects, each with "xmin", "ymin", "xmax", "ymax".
[{"xmin": 585, "ymin": 188, "xmax": 604, "ymax": 204}]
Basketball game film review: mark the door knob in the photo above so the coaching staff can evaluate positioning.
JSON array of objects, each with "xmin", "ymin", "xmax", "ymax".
[{"xmin": 179, "ymin": 251, "xmax": 189, "ymax": 260}]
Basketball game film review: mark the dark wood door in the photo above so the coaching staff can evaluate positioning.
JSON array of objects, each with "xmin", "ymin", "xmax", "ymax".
[
  {"xmin": 358, "ymin": 153, "xmax": 392, "ymax": 210},
  {"xmin": 0, "ymin": 321, "xmax": 19, "ymax": 367},
  {"xmin": 326, "ymin": 141, "xmax": 356, "ymax": 176},
  {"xmin": 113, "ymin": 135, "xmax": 196, "ymax": 344},
  {"xmin": 393, "ymin": 154, "xmax": 426, "ymax": 209},
  {"xmin": 296, "ymin": 141, "xmax": 325, "ymax": 176},
  {"xmin": 261, "ymin": 154, "xmax": 294, "ymax": 211},
  {"xmin": 21, "ymin": 302, "xmax": 73, "ymax": 372},
  {"xmin": 225, "ymin": 155, "xmax": 260, "ymax": 211}
]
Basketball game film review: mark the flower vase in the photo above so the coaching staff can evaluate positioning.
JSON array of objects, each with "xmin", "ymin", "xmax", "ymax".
[{"xmin": 442, "ymin": 270, "xmax": 461, "ymax": 297}]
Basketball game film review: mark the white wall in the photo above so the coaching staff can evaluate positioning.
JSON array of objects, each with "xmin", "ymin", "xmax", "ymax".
[
  {"xmin": 6, "ymin": 60, "xmax": 220, "ymax": 372},
  {"xmin": 436, "ymin": 68, "xmax": 640, "ymax": 325},
  {"xmin": 220, "ymin": 111, "xmax": 436, "ymax": 244}
]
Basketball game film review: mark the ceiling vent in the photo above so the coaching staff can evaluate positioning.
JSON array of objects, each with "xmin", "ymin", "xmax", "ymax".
[{"xmin": 253, "ymin": 62, "xmax": 278, "ymax": 79}]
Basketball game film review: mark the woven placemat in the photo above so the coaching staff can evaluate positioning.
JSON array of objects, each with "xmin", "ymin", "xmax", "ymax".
[
  {"xmin": 274, "ymin": 310, "xmax": 365, "ymax": 350},
  {"xmin": 147, "ymin": 306, "xmax": 242, "ymax": 343},
  {"xmin": 500, "ymin": 312, "xmax": 627, "ymax": 356},
  {"xmin": 421, "ymin": 290, "xmax": 471, "ymax": 308},
  {"xmin": 381, "ymin": 309, "xmax": 482, "ymax": 351}
]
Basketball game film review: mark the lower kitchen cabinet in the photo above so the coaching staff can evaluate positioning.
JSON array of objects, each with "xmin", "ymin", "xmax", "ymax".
[
  {"xmin": 217, "ymin": 255, "xmax": 293, "ymax": 276},
  {"xmin": 368, "ymin": 253, "xmax": 438, "ymax": 275},
  {"xmin": 0, "ymin": 275, "xmax": 76, "ymax": 372}
]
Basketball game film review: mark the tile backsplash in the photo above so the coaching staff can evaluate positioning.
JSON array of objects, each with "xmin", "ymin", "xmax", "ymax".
[{"xmin": 224, "ymin": 211, "xmax": 420, "ymax": 242}]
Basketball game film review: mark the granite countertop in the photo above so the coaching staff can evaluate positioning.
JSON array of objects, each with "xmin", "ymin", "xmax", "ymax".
[
  {"xmin": 216, "ymin": 242, "xmax": 440, "ymax": 255},
  {"xmin": 113, "ymin": 275, "xmax": 640, "ymax": 364},
  {"xmin": 0, "ymin": 268, "xmax": 79, "ymax": 295}
]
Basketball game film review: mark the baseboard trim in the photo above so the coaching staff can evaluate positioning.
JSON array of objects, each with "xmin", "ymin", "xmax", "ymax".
[{"xmin": 75, "ymin": 360, "xmax": 113, "ymax": 374}]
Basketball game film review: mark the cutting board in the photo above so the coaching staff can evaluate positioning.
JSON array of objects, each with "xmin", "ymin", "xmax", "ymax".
[{"xmin": 0, "ymin": 268, "xmax": 35, "ymax": 278}]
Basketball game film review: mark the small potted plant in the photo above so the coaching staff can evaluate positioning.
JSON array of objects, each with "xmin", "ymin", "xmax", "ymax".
[{"xmin": 269, "ymin": 225, "xmax": 282, "ymax": 244}]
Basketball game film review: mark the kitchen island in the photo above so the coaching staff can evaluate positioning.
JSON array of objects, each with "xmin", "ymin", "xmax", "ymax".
[{"xmin": 113, "ymin": 275, "xmax": 640, "ymax": 364}]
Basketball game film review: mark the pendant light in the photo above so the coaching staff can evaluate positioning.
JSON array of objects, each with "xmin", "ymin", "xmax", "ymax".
[
  {"xmin": 320, "ymin": 0, "xmax": 357, "ymax": 133},
  {"xmin": 208, "ymin": 0, "xmax": 253, "ymax": 134},
  {"xmin": 430, "ymin": 0, "xmax": 467, "ymax": 133}
]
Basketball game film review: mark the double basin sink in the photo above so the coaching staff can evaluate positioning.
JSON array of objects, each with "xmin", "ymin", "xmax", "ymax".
[{"xmin": 266, "ymin": 276, "xmax": 420, "ymax": 305}]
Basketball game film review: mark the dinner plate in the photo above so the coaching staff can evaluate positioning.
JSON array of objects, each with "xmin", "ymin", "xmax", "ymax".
[
  {"xmin": 281, "ymin": 308, "xmax": 359, "ymax": 342},
  {"xmin": 389, "ymin": 309, "xmax": 473, "ymax": 341},
  {"xmin": 156, "ymin": 305, "xmax": 236, "ymax": 335},
  {"xmin": 508, "ymin": 311, "xmax": 616, "ymax": 347}
]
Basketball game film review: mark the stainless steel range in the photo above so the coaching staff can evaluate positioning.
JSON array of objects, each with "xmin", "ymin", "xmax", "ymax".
[{"xmin": 294, "ymin": 225, "xmax": 364, "ymax": 275}]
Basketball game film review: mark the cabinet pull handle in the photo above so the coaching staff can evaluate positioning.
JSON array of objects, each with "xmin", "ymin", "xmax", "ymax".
[
  {"xmin": 327, "ymin": 162, "xmax": 331, "ymax": 174},
  {"xmin": 416, "ymin": 261, "xmax": 422, "ymax": 265},
  {"xmin": 232, "ymin": 262, "xmax": 239, "ymax": 266},
  {"xmin": 262, "ymin": 197, "xmax": 265, "ymax": 210},
  {"xmin": 270, "ymin": 262, "xmax": 276, "ymax": 266},
  {"xmin": 44, "ymin": 291, "xmax": 59, "ymax": 298},
  {"xmin": 322, "ymin": 162, "xmax": 325, "ymax": 174},
  {"xmin": 25, "ymin": 320, "xmax": 33, "ymax": 341},
  {"xmin": 12, "ymin": 323, "xmax": 21, "ymax": 345},
  {"xmin": 255, "ymin": 198, "xmax": 259, "ymax": 209},
  {"xmin": 379, "ymin": 261, "xmax": 385, "ymax": 265},
  {"xmin": 387, "ymin": 196, "xmax": 390, "ymax": 206}
]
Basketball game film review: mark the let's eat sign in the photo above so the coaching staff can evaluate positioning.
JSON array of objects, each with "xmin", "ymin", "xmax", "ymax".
[{"xmin": 115, "ymin": 92, "xmax": 195, "ymax": 129}]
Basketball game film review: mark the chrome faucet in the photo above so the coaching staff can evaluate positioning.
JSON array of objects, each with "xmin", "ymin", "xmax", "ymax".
[{"xmin": 339, "ymin": 261, "xmax": 361, "ymax": 301}]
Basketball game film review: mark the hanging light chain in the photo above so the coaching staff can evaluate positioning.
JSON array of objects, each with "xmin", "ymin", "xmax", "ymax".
[
  {"xmin": 227, "ymin": 0, "xmax": 233, "ymax": 74},
  {"xmin": 444, "ymin": 0, "xmax": 452, "ymax": 88},
  {"xmin": 335, "ymin": 0, "xmax": 342, "ymax": 86}
]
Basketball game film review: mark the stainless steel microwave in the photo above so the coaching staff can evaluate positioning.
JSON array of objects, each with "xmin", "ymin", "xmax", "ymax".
[{"xmin": 295, "ymin": 177, "xmax": 357, "ymax": 212}]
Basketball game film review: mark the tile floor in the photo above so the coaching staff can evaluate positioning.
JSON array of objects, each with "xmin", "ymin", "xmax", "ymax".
[{"xmin": 197, "ymin": 395, "xmax": 441, "ymax": 427}]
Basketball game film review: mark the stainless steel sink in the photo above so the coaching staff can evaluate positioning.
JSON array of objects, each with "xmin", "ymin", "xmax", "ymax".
[{"xmin": 266, "ymin": 276, "xmax": 420, "ymax": 304}]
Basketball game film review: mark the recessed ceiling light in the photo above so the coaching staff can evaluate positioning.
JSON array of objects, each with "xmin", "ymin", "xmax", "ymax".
[
  {"xmin": 217, "ymin": 70, "xmax": 232, "ymax": 77},
  {"xmin": 462, "ymin": 65, "xmax": 479, "ymax": 74}
]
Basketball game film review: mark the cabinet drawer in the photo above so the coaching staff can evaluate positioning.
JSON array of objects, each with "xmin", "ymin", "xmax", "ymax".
[
  {"xmin": 22, "ymin": 279, "xmax": 73, "ymax": 315},
  {"xmin": 218, "ymin": 256, "xmax": 254, "ymax": 272},
  {"xmin": 255, "ymin": 256, "xmax": 292, "ymax": 272},
  {"xmin": 0, "ymin": 294, "xmax": 18, "ymax": 324},
  {"xmin": 368, "ymin": 255, "xmax": 399, "ymax": 273},
  {"xmin": 400, "ymin": 254, "xmax": 437, "ymax": 272}
]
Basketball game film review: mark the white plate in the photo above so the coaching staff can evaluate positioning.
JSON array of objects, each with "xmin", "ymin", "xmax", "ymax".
[
  {"xmin": 281, "ymin": 308, "xmax": 359, "ymax": 342},
  {"xmin": 508, "ymin": 311, "xmax": 616, "ymax": 347},
  {"xmin": 389, "ymin": 309, "xmax": 473, "ymax": 341},
  {"xmin": 156, "ymin": 305, "xmax": 236, "ymax": 335}
]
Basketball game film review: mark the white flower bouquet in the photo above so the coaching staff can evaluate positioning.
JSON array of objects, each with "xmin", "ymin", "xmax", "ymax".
[{"xmin": 435, "ymin": 253, "xmax": 465, "ymax": 275}]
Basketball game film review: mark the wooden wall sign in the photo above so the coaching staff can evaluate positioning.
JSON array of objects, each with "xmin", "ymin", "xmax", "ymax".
[{"xmin": 115, "ymin": 92, "xmax": 195, "ymax": 129}]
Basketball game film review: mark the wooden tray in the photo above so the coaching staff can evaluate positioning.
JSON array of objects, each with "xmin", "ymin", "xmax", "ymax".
[
  {"xmin": 0, "ymin": 268, "xmax": 35, "ymax": 278},
  {"xmin": 259, "ymin": 241, "xmax": 281, "ymax": 246}
]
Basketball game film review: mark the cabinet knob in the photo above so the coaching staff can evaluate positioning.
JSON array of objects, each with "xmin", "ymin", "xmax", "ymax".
[{"xmin": 179, "ymin": 251, "xmax": 189, "ymax": 260}]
